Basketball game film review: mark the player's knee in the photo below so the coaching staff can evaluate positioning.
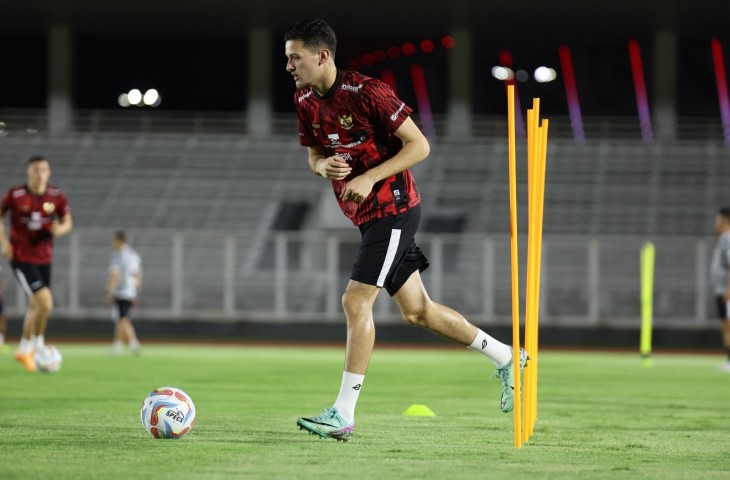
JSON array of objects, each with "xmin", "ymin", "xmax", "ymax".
[
  {"xmin": 341, "ymin": 290, "xmax": 367, "ymax": 315},
  {"xmin": 33, "ymin": 290, "xmax": 53, "ymax": 313},
  {"xmin": 401, "ymin": 305, "xmax": 431, "ymax": 327}
]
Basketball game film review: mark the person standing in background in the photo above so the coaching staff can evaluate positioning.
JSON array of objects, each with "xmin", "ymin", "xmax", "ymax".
[
  {"xmin": 711, "ymin": 207, "xmax": 730, "ymax": 371},
  {"xmin": 0, "ymin": 155, "xmax": 72, "ymax": 372},
  {"xmin": 104, "ymin": 230, "xmax": 142, "ymax": 355}
]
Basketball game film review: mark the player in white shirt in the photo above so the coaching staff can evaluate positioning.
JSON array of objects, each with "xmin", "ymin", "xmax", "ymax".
[
  {"xmin": 104, "ymin": 231, "xmax": 142, "ymax": 355},
  {"xmin": 711, "ymin": 208, "xmax": 730, "ymax": 371}
]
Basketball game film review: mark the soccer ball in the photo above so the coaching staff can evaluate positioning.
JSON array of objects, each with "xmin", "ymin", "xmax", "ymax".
[
  {"xmin": 34, "ymin": 345, "xmax": 62, "ymax": 373},
  {"xmin": 140, "ymin": 386, "xmax": 196, "ymax": 439}
]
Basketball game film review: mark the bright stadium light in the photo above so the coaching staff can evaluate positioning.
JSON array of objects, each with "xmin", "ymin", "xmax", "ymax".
[
  {"xmin": 491, "ymin": 66, "xmax": 514, "ymax": 81},
  {"xmin": 128, "ymin": 89, "xmax": 143, "ymax": 106},
  {"xmin": 143, "ymin": 89, "xmax": 160, "ymax": 106},
  {"xmin": 118, "ymin": 93, "xmax": 131, "ymax": 107},
  {"xmin": 534, "ymin": 66, "xmax": 557, "ymax": 83}
]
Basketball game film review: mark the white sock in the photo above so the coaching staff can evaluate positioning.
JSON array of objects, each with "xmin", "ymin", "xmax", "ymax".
[
  {"xmin": 18, "ymin": 338, "xmax": 32, "ymax": 354},
  {"xmin": 129, "ymin": 338, "xmax": 140, "ymax": 350},
  {"xmin": 32, "ymin": 335, "xmax": 45, "ymax": 350},
  {"xmin": 467, "ymin": 329, "xmax": 512, "ymax": 367},
  {"xmin": 332, "ymin": 371, "xmax": 365, "ymax": 422},
  {"xmin": 0, "ymin": 333, "xmax": 5, "ymax": 345}
]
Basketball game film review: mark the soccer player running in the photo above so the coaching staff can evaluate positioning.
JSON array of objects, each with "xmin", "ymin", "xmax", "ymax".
[
  {"xmin": 711, "ymin": 207, "xmax": 730, "ymax": 371},
  {"xmin": 0, "ymin": 155, "xmax": 72, "ymax": 372},
  {"xmin": 284, "ymin": 18, "xmax": 527, "ymax": 441},
  {"xmin": 104, "ymin": 230, "xmax": 143, "ymax": 355}
]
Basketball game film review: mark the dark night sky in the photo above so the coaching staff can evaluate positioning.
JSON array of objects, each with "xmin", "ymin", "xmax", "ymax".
[{"xmin": 0, "ymin": 29, "xmax": 727, "ymax": 117}]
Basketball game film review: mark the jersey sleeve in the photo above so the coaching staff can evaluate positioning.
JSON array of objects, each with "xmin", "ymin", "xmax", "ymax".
[
  {"xmin": 0, "ymin": 189, "xmax": 11, "ymax": 215},
  {"xmin": 130, "ymin": 254, "xmax": 142, "ymax": 274},
  {"xmin": 362, "ymin": 79, "xmax": 413, "ymax": 134},
  {"xmin": 295, "ymin": 94, "xmax": 318, "ymax": 147},
  {"xmin": 56, "ymin": 191, "xmax": 71, "ymax": 218},
  {"xmin": 722, "ymin": 236, "xmax": 730, "ymax": 267},
  {"xmin": 109, "ymin": 252, "xmax": 121, "ymax": 273}
]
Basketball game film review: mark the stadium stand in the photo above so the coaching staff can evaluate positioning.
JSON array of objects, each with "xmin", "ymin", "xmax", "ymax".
[{"xmin": 0, "ymin": 111, "xmax": 729, "ymax": 327}]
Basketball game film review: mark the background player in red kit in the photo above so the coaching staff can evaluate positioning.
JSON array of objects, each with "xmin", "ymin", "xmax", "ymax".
[
  {"xmin": 285, "ymin": 18, "xmax": 527, "ymax": 441},
  {"xmin": 0, "ymin": 155, "xmax": 73, "ymax": 371}
]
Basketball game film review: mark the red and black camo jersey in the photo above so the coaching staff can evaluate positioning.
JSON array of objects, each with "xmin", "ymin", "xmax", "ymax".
[
  {"xmin": 295, "ymin": 69, "xmax": 421, "ymax": 225},
  {"xmin": 0, "ymin": 184, "xmax": 70, "ymax": 264}
]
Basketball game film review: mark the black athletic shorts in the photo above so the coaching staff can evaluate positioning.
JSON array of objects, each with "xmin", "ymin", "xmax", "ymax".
[
  {"xmin": 717, "ymin": 296, "xmax": 729, "ymax": 320},
  {"xmin": 11, "ymin": 261, "xmax": 51, "ymax": 295},
  {"xmin": 114, "ymin": 298, "xmax": 134, "ymax": 321},
  {"xmin": 351, "ymin": 203, "xmax": 430, "ymax": 296}
]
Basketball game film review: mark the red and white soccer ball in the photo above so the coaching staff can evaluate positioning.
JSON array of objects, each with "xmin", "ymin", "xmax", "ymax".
[
  {"xmin": 34, "ymin": 345, "xmax": 63, "ymax": 373},
  {"xmin": 140, "ymin": 386, "xmax": 196, "ymax": 439}
]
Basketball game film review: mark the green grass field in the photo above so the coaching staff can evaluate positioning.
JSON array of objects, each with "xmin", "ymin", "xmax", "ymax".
[{"xmin": 1, "ymin": 343, "xmax": 728, "ymax": 479}]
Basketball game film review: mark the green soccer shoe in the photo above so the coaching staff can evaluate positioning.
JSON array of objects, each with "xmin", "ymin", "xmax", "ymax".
[
  {"xmin": 297, "ymin": 407, "xmax": 354, "ymax": 441},
  {"xmin": 495, "ymin": 348, "xmax": 529, "ymax": 413}
]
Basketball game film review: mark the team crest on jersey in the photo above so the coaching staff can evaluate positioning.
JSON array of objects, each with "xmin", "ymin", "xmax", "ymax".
[
  {"xmin": 43, "ymin": 202, "xmax": 55, "ymax": 214},
  {"xmin": 338, "ymin": 113, "xmax": 354, "ymax": 130},
  {"xmin": 312, "ymin": 123, "xmax": 320, "ymax": 129}
]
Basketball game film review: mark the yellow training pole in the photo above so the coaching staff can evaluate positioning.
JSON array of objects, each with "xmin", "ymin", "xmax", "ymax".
[
  {"xmin": 640, "ymin": 242, "xmax": 655, "ymax": 366},
  {"xmin": 525, "ymin": 97, "xmax": 542, "ymax": 442},
  {"xmin": 507, "ymin": 85, "xmax": 522, "ymax": 448},
  {"xmin": 528, "ymin": 118, "xmax": 548, "ymax": 438},
  {"xmin": 522, "ymin": 108, "xmax": 534, "ymax": 442}
]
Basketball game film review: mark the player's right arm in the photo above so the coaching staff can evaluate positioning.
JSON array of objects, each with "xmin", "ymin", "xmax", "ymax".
[
  {"xmin": 0, "ymin": 194, "xmax": 12, "ymax": 260},
  {"xmin": 308, "ymin": 146, "xmax": 352, "ymax": 180},
  {"xmin": 0, "ymin": 216, "xmax": 11, "ymax": 260}
]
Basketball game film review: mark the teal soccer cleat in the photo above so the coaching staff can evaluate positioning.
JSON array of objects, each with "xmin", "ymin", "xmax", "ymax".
[
  {"xmin": 297, "ymin": 407, "xmax": 354, "ymax": 441},
  {"xmin": 494, "ymin": 348, "xmax": 529, "ymax": 413}
]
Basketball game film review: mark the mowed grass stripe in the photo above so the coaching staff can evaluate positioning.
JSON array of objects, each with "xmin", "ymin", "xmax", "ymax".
[{"xmin": 0, "ymin": 345, "xmax": 728, "ymax": 479}]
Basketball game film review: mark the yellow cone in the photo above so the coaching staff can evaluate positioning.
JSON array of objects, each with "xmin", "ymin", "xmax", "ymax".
[{"xmin": 402, "ymin": 404, "xmax": 435, "ymax": 416}]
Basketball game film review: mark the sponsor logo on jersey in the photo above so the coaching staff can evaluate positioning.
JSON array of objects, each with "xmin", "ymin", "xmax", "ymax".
[
  {"xmin": 341, "ymin": 83, "xmax": 363, "ymax": 92},
  {"xmin": 390, "ymin": 102, "xmax": 406, "ymax": 121},
  {"xmin": 328, "ymin": 134, "xmax": 341, "ymax": 147},
  {"xmin": 298, "ymin": 90, "xmax": 313, "ymax": 103}
]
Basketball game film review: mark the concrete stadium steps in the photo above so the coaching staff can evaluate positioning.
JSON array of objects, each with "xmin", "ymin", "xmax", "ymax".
[{"xmin": 2, "ymin": 131, "xmax": 730, "ymax": 246}]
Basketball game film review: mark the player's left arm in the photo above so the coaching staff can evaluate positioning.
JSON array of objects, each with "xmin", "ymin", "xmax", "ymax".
[
  {"xmin": 104, "ymin": 269, "xmax": 120, "ymax": 306},
  {"xmin": 341, "ymin": 117, "xmax": 430, "ymax": 203},
  {"xmin": 51, "ymin": 212, "xmax": 73, "ymax": 238}
]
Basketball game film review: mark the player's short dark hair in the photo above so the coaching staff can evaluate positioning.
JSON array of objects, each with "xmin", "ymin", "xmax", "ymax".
[
  {"xmin": 114, "ymin": 230, "xmax": 126, "ymax": 242},
  {"xmin": 284, "ymin": 18, "xmax": 337, "ymax": 56},
  {"xmin": 28, "ymin": 155, "xmax": 47, "ymax": 164},
  {"xmin": 718, "ymin": 207, "xmax": 730, "ymax": 222}
]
